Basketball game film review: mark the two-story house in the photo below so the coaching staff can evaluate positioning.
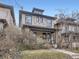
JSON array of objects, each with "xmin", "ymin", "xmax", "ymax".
[
  {"xmin": 0, "ymin": 3, "xmax": 15, "ymax": 58},
  {"xmin": 0, "ymin": 3, "xmax": 15, "ymax": 32},
  {"xmin": 54, "ymin": 17, "xmax": 79, "ymax": 48},
  {"xmin": 19, "ymin": 8, "xmax": 57, "ymax": 44}
]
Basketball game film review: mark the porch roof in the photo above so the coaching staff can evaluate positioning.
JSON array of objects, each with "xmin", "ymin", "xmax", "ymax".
[
  {"xmin": 23, "ymin": 25, "xmax": 58, "ymax": 33},
  {"xmin": 61, "ymin": 31, "xmax": 79, "ymax": 36}
]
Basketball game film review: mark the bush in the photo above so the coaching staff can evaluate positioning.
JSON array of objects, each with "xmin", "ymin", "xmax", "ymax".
[
  {"xmin": 18, "ymin": 43, "xmax": 38, "ymax": 50},
  {"xmin": 11, "ymin": 27, "xmax": 52, "ymax": 50},
  {"xmin": 43, "ymin": 43, "xmax": 52, "ymax": 49},
  {"xmin": 0, "ymin": 26, "xmax": 23, "ymax": 59}
]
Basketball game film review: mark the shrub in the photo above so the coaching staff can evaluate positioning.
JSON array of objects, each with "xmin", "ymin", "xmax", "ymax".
[
  {"xmin": 0, "ymin": 26, "xmax": 23, "ymax": 59},
  {"xmin": 43, "ymin": 43, "xmax": 52, "ymax": 49}
]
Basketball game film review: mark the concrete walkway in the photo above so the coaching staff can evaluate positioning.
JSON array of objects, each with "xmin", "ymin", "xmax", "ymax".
[{"xmin": 50, "ymin": 49, "xmax": 79, "ymax": 59}]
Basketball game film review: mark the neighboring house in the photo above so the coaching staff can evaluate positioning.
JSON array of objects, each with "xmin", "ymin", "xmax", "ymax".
[
  {"xmin": 54, "ymin": 17, "xmax": 79, "ymax": 48},
  {"xmin": 0, "ymin": 3, "xmax": 15, "ymax": 58},
  {"xmin": 19, "ymin": 8, "xmax": 57, "ymax": 44},
  {"xmin": 0, "ymin": 3, "xmax": 15, "ymax": 32}
]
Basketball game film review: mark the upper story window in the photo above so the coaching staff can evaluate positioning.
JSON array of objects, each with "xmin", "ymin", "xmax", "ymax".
[
  {"xmin": 34, "ymin": 11, "xmax": 42, "ymax": 14},
  {"xmin": 69, "ymin": 25, "xmax": 71, "ymax": 31},
  {"xmin": 62, "ymin": 24, "xmax": 69, "ymax": 32},
  {"xmin": 77, "ymin": 26, "xmax": 79, "ymax": 30},
  {"xmin": 62, "ymin": 26, "xmax": 65, "ymax": 30},
  {"xmin": 0, "ymin": 22, "xmax": 4, "ymax": 32},
  {"xmin": 72, "ymin": 26, "xmax": 75, "ymax": 31},
  {"xmin": 47, "ymin": 19, "xmax": 52, "ymax": 27},
  {"xmin": 0, "ymin": 11, "xmax": 7, "ymax": 17},
  {"xmin": 25, "ymin": 15, "xmax": 32, "ymax": 25},
  {"xmin": 36, "ymin": 17, "xmax": 39, "ymax": 22},
  {"xmin": 65, "ymin": 25, "xmax": 69, "ymax": 31},
  {"xmin": 69, "ymin": 25, "xmax": 75, "ymax": 32},
  {"xmin": 39, "ymin": 17, "xmax": 43, "ymax": 23},
  {"xmin": 36, "ymin": 16, "xmax": 43, "ymax": 23}
]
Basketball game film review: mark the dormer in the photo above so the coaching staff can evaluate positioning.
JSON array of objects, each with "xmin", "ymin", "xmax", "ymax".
[{"xmin": 32, "ymin": 8, "xmax": 44, "ymax": 15}]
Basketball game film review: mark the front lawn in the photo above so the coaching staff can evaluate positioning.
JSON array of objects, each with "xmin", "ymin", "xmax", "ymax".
[{"xmin": 21, "ymin": 50, "xmax": 71, "ymax": 59}]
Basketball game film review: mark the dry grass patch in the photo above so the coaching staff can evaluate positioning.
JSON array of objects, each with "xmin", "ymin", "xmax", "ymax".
[{"xmin": 21, "ymin": 50, "xmax": 71, "ymax": 59}]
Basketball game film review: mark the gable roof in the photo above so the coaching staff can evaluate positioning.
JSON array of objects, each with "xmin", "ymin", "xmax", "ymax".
[
  {"xmin": 19, "ymin": 10, "xmax": 57, "ymax": 19},
  {"xmin": 0, "ymin": 3, "xmax": 15, "ymax": 25},
  {"xmin": 55, "ymin": 18, "xmax": 79, "ymax": 25}
]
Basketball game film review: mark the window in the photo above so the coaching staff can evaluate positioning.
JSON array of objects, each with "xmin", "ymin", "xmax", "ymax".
[
  {"xmin": 73, "ymin": 36, "xmax": 76, "ymax": 41},
  {"xmin": 77, "ymin": 26, "xmax": 79, "ymax": 32},
  {"xmin": 0, "ymin": 22, "xmax": 3, "ymax": 32},
  {"xmin": 42, "ymin": 33, "xmax": 51, "ymax": 41},
  {"xmin": 36, "ymin": 17, "xmax": 39, "ymax": 23},
  {"xmin": 36, "ymin": 17, "xmax": 43, "ymax": 23},
  {"xmin": 72, "ymin": 26, "xmax": 75, "ymax": 32},
  {"xmin": 39, "ymin": 17, "xmax": 43, "ymax": 23},
  {"xmin": 42, "ymin": 33, "xmax": 47, "ymax": 39},
  {"xmin": 47, "ymin": 20, "xmax": 52, "ymax": 27},
  {"xmin": 69, "ymin": 25, "xmax": 75, "ymax": 32},
  {"xmin": 65, "ymin": 25, "xmax": 68, "ymax": 31},
  {"xmin": 47, "ymin": 33, "xmax": 51, "ymax": 41},
  {"xmin": 25, "ymin": 15, "xmax": 32, "ymax": 25},
  {"xmin": 74, "ymin": 26, "xmax": 77, "ymax": 32},
  {"xmin": 69, "ymin": 25, "xmax": 74, "ymax": 32},
  {"xmin": 62, "ymin": 26, "xmax": 65, "ymax": 30},
  {"xmin": 0, "ymin": 11, "xmax": 7, "ymax": 17},
  {"xmin": 33, "ymin": 32, "xmax": 37, "ymax": 37}
]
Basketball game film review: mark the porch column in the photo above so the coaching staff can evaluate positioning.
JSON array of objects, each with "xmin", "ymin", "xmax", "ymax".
[
  {"xmin": 69, "ymin": 34, "xmax": 73, "ymax": 50},
  {"xmin": 51, "ymin": 33, "xmax": 54, "ymax": 44},
  {"xmin": 55, "ymin": 31, "xmax": 58, "ymax": 44},
  {"xmin": 46, "ymin": 33, "xmax": 52, "ymax": 44}
]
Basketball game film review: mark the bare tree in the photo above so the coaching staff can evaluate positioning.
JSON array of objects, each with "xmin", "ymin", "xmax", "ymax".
[
  {"xmin": 71, "ymin": 10, "xmax": 79, "ymax": 19},
  {"xmin": 0, "ymin": 26, "xmax": 23, "ymax": 59},
  {"xmin": 22, "ymin": 28, "xmax": 37, "ymax": 50},
  {"xmin": 55, "ymin": 9, "xmax": 66, "ymax": 19}
]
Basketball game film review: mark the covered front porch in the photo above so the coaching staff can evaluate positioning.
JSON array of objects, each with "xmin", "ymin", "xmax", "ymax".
[{"xmin": 23, "ymin": 25, "xmax": 56, "ymax": 44}]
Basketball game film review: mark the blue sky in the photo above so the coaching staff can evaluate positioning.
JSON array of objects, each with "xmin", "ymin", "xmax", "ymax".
[{"xmin": 0, "ymin": 0, "xmax": 79, "ymax": 26}]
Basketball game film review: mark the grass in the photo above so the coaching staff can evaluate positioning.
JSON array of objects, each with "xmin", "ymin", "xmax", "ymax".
[{"xmin": 21, "ymin": 50, "xmax": 71, "ymax": 59}]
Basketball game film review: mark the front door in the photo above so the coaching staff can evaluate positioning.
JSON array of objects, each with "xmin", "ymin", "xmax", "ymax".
[{"xmin": 42, "ymin": 33, "xmax": 51, "ymax": 43}]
